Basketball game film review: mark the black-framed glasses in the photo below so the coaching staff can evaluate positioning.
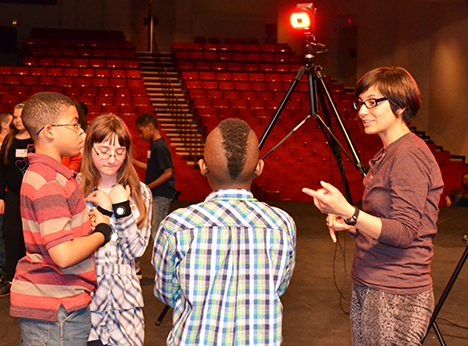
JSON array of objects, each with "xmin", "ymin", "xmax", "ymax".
[
  {"xmin": 353, "ymin": 97, "xmax": 388, "ymax": 111},
  {"xmin": 92, "ymin": 146, "xmax": 127, "ymax": 160},
  {"xmin": 36, "ymin": 123, "xmax": 81, "ymax": 135}
]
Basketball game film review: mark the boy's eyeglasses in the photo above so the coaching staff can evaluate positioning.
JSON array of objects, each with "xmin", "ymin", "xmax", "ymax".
[
  {"xmin": 36, "ymin": 123, "xmax": 81, "ymax": 135},
  {"xmin": 92, "ymin": 146, "xmax": 127, "ymax": 160}
]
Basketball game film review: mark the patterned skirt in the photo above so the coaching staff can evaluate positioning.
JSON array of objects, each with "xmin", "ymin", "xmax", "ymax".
[{"xmin": 350, "ymin": 283, "xmax": 434, "ymax": 346}]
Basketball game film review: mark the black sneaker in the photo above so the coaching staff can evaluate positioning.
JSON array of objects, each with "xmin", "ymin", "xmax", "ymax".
[{"xmin": 0, "ymin": 280, "xmax": 11, "ymax": 297}]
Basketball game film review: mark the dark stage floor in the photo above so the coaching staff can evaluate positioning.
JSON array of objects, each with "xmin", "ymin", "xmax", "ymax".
[{"xmin": 1, "ymin": 202, "xmax": 468, "ymax": 345}]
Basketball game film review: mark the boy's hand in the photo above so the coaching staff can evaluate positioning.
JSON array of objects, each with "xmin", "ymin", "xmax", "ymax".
[
  {"xmin": 85, "ymin": 189, "xmax": 112, "ymax": 211},
  {"xmin": 108, "ymin": 184, "xmax": 131, "ymax": 204},
  {"xmin": 0, "ymin": 199, "xmax": 4, "ymax": 214},
  {"xmin": 90, "ymin": 207, "xmax": 110, "ymax": 226}
]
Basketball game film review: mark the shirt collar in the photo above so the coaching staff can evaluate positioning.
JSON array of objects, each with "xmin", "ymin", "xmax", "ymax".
[
  {"xmin": 28, "ymin": 153, "xmax": 75, "ymax": 179},
  {"xmin": 205, "ymin": 188, "xmax": 256, "ymax": 202}
]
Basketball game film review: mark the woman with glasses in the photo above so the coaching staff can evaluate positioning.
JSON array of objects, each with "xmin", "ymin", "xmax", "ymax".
[
  {"xmin": 79, "ymin": 114, "xmax": 152, "ymax": 346},
  {"xmin": 303, "ymin": 67, "xmax": 443, "ymax": 345},
  {"xmin": 0, "ymin": 103, "xmax": 34, "ymax": 297}
]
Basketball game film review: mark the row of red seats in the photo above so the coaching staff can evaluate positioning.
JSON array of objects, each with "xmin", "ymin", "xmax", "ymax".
[
  {"xmin": 74, "ymin": 95, "xmax": 151, "ymax": 106},
  {"xmin": 181, "ymin": 70, "xmax": 303, "ymax": 82},
  {"xmin": 0, "ymin": 100, "xmax": 153, "ymax": 118},
  {"xmin": 25, "ymin": 39, "xmax": 131, "ymax": 51},
  {"xmin": 196, "ymin": 106, "xmax": 311, "ymax": 120},
  {"xmin": 191, "ymin": 97, "xmax": 308, "ymax": 110},
  {"xmin": 187, "ymin": 88, "xmax": 353, "ymax": 104},
  {"xmin": 173, "ymin": 50, "xmax": 300, "ymax": 63},
  {"xmin": 188, "ymin": 88, "xmax": 307, "ymax": 101},
  {"xmin": 172, "ymin": 42, "xmax": 292, "ymax": 53},
  {"xmin": 0, "ymin": 75, "xmax": 145, "ymax": 88},
  {"xmin": 29, "ymin": 28, "xmax": 125, "ymax": 41},
  {"xmin": 0, "ymin": 92, "xmax": 150, "ymax": 106},
  {"xmin": 85, "ymin": 104, "xmax": 153, "ymax": 116},
  {"xmin": 185, "ymin": 79, "xmax": 309, "ymax": 92},
  {"xmin": 0, "ymin": 85, "xmax": 146, "ymax": 97},
  {"xmin": 25, "ymin": 46, "xmax": 137, "ymax": 59},
  {"xmin": 22, "ymin": 57, "xmax": 139, "ymax": 69},
  {"xmin": 177, "ymin": 60, "xmax": 303, "ymax": 73},
  {"xmin": 0, "ymin": 66, "xmax": 141, "ymax": 79}
]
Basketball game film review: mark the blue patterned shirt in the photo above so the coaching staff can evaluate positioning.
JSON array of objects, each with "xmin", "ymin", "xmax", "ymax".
[{"xmin": 152, "ymin": 189, "xmax": 296, "ymax": 346}]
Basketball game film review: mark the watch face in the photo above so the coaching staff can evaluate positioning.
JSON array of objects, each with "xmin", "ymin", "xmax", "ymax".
[{"xmin": 116, "ymin": 206, "xmax": 125, "ymax": 215}]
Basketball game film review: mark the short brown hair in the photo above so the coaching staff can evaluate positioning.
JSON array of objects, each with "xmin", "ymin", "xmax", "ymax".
[
  {"xmin": 22, "ymin": 92, "xmax": 75, "ymax": 142},
  {"xmin": 0, "ymin": 111, "xmax": 12, "ymax": 126},
  {"xmin": 355, "ymin": 66, "xmax": 421, "ymax": 126}
]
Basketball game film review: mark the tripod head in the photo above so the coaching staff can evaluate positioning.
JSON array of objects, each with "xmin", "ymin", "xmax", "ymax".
[{"xmin": 304, "ymin": 35, "xmax": 328, "ymax": 59}]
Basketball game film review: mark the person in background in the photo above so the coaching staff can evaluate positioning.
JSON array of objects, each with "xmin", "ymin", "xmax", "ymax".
[
  {"xmin": 62, "ymin": 100, "xmax": 89, "ymax": 171},
  {"xmin": 303, "ymin": 67, "xmax": 443, "ymax": 346},
  {"xmin": 0, "ymin": 111, "xmax": 13, "ymax": 149},
  {"xmin": 79, "ymin": 114, "xmax": 152, "ymax": 346},
  {"xmin": 10, "ymin": 91, "xmax": 111, "ymax": 346},
  {"xmin": 132, "ymin": 112, "xmax": 175, "ymax": 279},
  {"xmin": 0, "ymin": 111, "xmax": 12, "ymax": 283},
  {"xmin": 445, "ymin": 172, "xmax": 468, "ymax": 207},
  {"xmin": 0, "ymin": 103, "xmax": 33, "ymax": 297},
  {"xmin": 152, "ymin": 118, "xmax": 296, "ymax": 346}
]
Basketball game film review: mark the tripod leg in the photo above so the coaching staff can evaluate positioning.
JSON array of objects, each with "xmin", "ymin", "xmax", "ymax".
[
  {"xmin": 155, "ymin": 305, "xmax": 170, "ymax": 326},
  {"xmin": 432, "ymin": 321, "xmax": 447, "ymax": 346},
  {"xmin": 422, "ymin": 237, "xmax": 468, "ymax": 344}
]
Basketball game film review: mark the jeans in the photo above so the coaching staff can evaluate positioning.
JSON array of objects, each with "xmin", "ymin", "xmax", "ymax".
[
  {"xmin": 0, "ymin": 214, "xmax": 5, "ymax": 277},
  {"xmin": 19, "ymin": 305, "xmax": 91, "ymax": 346},
  {"xmin": 151, "ymin": 196, "xmax": 172, "ymax": 240}
]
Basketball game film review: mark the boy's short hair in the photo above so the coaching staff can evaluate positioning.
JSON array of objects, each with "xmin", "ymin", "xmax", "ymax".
[
  {"xmin": 0, "ymin": 111, "xmax": 13, "ymax": 125},
  {"xmin": 136, "ymin": 112, "xmax": 158, "ymax": 128},
  {"xmin": 22, "ymin": 92, "xmax": 75, "ymax": 142}
]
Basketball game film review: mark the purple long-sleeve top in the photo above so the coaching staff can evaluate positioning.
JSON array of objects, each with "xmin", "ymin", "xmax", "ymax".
[{"xmin": 352, "ymin": 133, "xmax": 443, "ymax": 295}]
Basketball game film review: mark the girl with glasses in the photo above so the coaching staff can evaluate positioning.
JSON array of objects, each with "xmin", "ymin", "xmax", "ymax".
[{"xmin": 79, "ymin": 114, "xmax": 152, "ymax": 346}]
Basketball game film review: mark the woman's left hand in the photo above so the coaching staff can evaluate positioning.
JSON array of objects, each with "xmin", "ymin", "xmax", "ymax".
[
  {"xmin": 108, "ymin": 184, "xmax": 131, "ymax": 204},
  {"xmin": 326, "ymin": 214, "xmax": 355, "ymax": 243}
]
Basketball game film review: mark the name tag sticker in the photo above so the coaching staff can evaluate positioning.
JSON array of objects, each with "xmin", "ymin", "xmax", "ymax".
[
  {"xmin": 16, "ymin": 149, "xmax": 28, "ymax": 158},
  {"xmin": 147, "ymin": 150, "xmax": 151, "ymax": 159}
]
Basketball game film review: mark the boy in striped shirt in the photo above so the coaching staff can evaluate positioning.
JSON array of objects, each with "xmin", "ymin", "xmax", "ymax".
[{"xmin": 10, "ymin": 92, "xmax": 112, "ymax": 346}]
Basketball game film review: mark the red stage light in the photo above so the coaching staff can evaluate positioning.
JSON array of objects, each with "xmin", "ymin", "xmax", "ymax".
[{"xmin": 290, "ymin": 3, "xmax": 316, "ymax": 32}]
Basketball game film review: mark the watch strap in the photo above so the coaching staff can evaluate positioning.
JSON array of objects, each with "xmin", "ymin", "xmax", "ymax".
[
  {"xmin": 344, "ymin": 206, "xmax": 360, "ymax": 226},
  {"xmin": 96, "ymin": 206, "xmax": 113, "ymax": 217},
  {"xmin": 113, "ymin": 200, "xmax": 131, "ymax": 219}
]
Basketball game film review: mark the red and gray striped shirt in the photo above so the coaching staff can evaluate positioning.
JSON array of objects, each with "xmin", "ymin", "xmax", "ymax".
[{"xmin": 10, "ymin": 153, "xmax": 97, "ymax": 322}]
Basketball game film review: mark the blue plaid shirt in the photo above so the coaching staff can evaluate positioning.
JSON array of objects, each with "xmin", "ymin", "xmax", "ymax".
[{"xmin": 152, "ymin": 189, "xmax": 296, "ymax": 346}]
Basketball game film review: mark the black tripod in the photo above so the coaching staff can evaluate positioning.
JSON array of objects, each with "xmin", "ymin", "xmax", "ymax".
[
  {"xmin": 258, "ymin": 34, "xmax": 367, "ymax": 204},
  {"xmin": 422, "ymin": 235, "xmax": 468, "ymax": 345}
]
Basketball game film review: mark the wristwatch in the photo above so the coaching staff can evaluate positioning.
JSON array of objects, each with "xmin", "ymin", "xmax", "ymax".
[{"xmin": 344, "ymin": 206, "xmax": 360, "ymax": 226}]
